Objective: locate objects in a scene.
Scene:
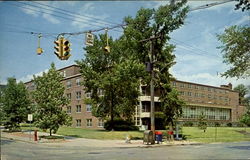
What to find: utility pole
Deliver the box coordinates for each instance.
[149,36,155,144]
[140,35,161,144]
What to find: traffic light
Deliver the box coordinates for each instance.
[54,38,62,59]
[61,38,71,60]
[85,32,94,46]
[104,29,110,53]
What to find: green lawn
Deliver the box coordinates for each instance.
[182,127,250,143]
[20,124,250,143]
[57,127,144,140]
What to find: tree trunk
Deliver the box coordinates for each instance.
[169,122,174,141]
[110,89,114,131]
[50,129,52,136]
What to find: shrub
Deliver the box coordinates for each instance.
[183,121,193,127]
[104,119,139,131]
[214,122,221,127]
[227,122,232,127]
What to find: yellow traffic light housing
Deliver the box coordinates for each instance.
[62,38,71,60]
[37,34,44,55]
[54,38,62,59]
[104,29,110,53]
[53,37,71,60]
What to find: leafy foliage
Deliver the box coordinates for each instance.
[32,63,72,135]
[235,0,250,12]
[77,35,145,129]
[1,78,31,131]
[233,84,249,105]
[198,112,207,132]
[121,0,188,126]
[217,25,250,79]
[104,119,139,131]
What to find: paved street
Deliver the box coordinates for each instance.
[1,137,250,160]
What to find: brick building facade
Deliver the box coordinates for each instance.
[25,65,245,129]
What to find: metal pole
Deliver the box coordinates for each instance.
[150,37,155,144]
[29,121,31,141]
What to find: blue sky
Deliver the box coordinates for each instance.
[0,1,249,88]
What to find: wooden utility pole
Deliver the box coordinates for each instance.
[140,35,161,144]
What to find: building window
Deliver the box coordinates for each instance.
[67,106,71,114]
[180,91,185,96]
[208,88,211,92]
[98,88,104,96]
[188,92,192,96]
[86,104,92,112]
[98,119,104,127]
[87,119,92,127]
[208,94,212,99]
[188,84,192,88]
[76,119,81,127]
[180,83,185,88]
[76,105,81,113]
[76,78,81,86]
[172,82,176,87]
[66,81,71,88]
[195,93,199,97]
[66,93,71,100]
[195,85,199,89]
[61,71,66,77]
[86,92,91,98]
[76,91,81,100]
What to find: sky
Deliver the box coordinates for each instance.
[0,1,249,89]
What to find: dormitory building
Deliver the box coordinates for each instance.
[25,65,246,130]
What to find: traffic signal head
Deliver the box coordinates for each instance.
[36,47,43,55]
[54,39,62,58]
[104,45,110,53]
[85,32,94,46]
[61,38,71,60]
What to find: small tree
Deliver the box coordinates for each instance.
[32,63,72,136]
[198,112,207,132]
[1,78,31,131]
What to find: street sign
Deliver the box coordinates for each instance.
[28,114,33,121]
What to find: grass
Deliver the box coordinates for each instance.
[182,127,250,143]
[20,124,250,143]
[57,127,144,140]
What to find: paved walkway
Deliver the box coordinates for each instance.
[1,130,201,148]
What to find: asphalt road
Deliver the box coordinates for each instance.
[1,138,250,160]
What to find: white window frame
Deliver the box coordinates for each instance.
[87,119,92,127]
[76,105,81,113]
[86,104,92,112]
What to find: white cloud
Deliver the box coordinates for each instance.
[42,14,60,24]
[21,5,39,17]
[17,69,49,83]
[20,2,61,24]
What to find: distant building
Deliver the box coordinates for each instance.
[25,65,245,129]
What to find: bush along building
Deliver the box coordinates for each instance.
[25,65,245,130]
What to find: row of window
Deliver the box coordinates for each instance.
[182,106,231,120]
[172,82,228,94]
[66,78,81,88]
[67,104,92,113]
[179,91,229,101]
[76,119,104,127]
[66,91,92,100]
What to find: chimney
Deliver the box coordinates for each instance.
[220,83,232,90]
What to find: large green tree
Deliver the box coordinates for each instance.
[77,35,145,129]
[120,0,188,128]
[32,63,72,136]
[1,78,31,131]
[233,84,249,105]
[217,25,250,79]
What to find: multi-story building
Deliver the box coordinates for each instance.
[25,65,244,129]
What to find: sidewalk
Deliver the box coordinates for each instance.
[1,130,201,148]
